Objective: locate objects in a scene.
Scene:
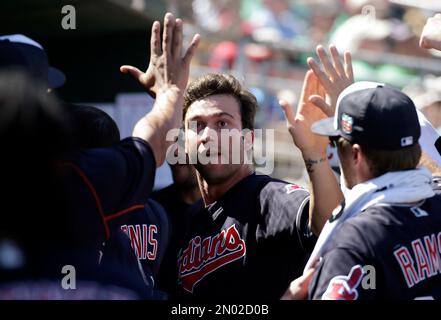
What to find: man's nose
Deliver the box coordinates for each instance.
[199,126,215,144]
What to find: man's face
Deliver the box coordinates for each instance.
[184,94,249,185]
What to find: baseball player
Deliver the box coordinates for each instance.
[0,71,149,299]
[308,82,441,299]
[281,29,441,298]
[66,104,171,298]
[170,73,338,300]
[60,13,200,297]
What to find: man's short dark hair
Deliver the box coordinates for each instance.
[338,137,422,177]
[183,74,258,130]
[67,104,120,148]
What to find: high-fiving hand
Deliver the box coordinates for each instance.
[127,13,200,167]
[280,70,329,156]
[120,13,200,97]
[307,45,353,116]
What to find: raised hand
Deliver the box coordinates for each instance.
[127,13,200,167]
[120,13,200,97]
[280,70,329,157]
[281,71,344,236]
[420,13,441,51]
[307,45,353,116]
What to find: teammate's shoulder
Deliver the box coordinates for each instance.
[329,218,374,252]
[335,205,409,248]
[258,175,309,197]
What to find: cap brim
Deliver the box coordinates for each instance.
[48,67,66,89]
[311,117,340,137]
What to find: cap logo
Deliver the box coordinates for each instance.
[341,113,353,134]
[401,136,413,147]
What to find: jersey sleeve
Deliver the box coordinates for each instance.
[260,181,316,253]
[67,137,156,215]
[308,223,376,300]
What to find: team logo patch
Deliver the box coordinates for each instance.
[285,184,303,194]
[178,225,246,293]
[341,113,353,134]
[322,265,364,300]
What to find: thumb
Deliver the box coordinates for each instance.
[309,95,333,117]
[120,65,144,80]
[281,267,316,300]
[303,266,316,282]
[279,99,296,125]
[419,36,429,49]
[299,267,316,293]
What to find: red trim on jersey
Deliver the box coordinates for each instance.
[105,205,145,222]
[60,162,148,240]
[61,162,110,239]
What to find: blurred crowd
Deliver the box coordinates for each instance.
[171,0,441,132]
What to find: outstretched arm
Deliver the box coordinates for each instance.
[280,45,353,235]
[280,70,340,235]
[120,13,200,167]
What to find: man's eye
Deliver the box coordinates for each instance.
[218,120,227,127]
[197,122,205,130]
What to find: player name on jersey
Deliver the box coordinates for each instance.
[178,224,246,293]
[120,224,158,261]
[394,231,441,288]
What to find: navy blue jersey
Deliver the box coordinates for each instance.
[152,184,197,297]
[107,199,170,286]
[309,194,441,300]
[176,173,314,300]
[61,137,169,296]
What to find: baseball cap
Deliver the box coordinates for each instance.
[0,34,65,89]
[311,81,421,150]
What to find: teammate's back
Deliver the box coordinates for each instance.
[309,193,441,300]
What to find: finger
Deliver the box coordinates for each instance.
[173,18,183,60]
[316,45,339,81]
[309,95,333,117]
[420,35,435,49]
[317,81,327,98]
[183,34,201,66]
[307,58,332,89]
[312,257,323,269]
[329,45,345,77]
[120,65,143,80]
[279,99,296,125]
[162,12,175,57]
[420,34,427,48]
[310,71,320,97]
[150,21,161,57]
[306,70,318,101]
[299,70,315,106]
[302,267,316,285]
[343,51,354,82]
